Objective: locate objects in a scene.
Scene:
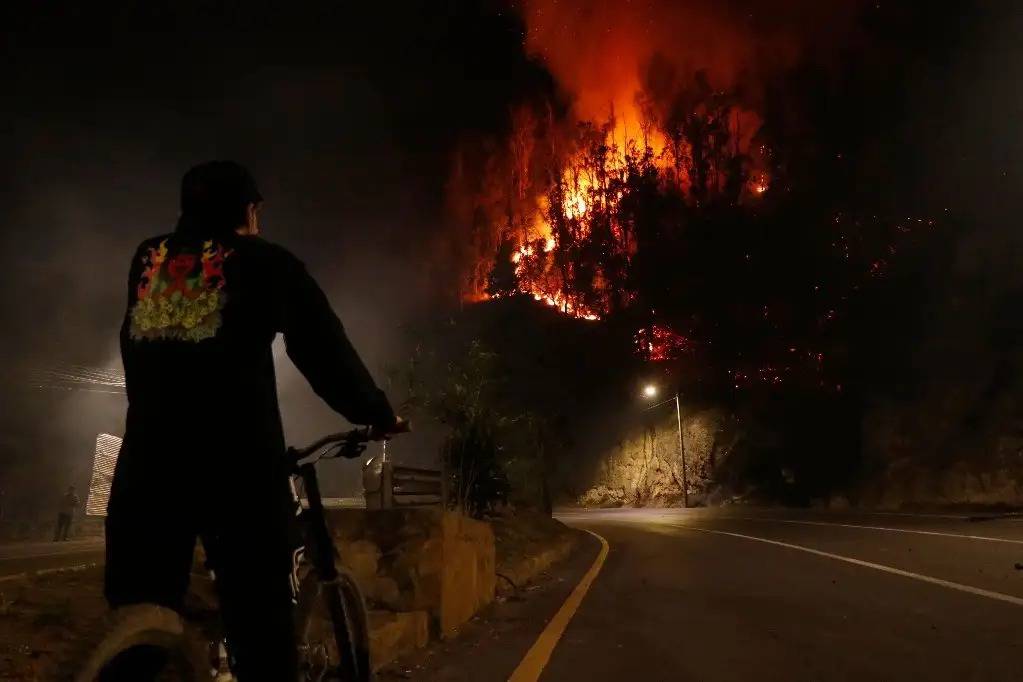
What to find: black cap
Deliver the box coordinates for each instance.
[180,160,262,215]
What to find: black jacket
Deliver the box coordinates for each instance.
[112,230,394,510]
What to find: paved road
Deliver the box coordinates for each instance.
[547,508,1023,681]
[8,509,1023,680]
[0,538,104,577]
[388,507,1023,681]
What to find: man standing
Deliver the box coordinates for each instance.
[105,161,400,680]
[54,485,79,541]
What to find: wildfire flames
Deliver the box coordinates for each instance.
[495,109,771,322]
[454,0,774,363]
[450,0,929,380]
[508,235,600,321]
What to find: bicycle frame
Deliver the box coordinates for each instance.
[296,461,339,584]
[287,429,376,682]
[213,428,386,680]
[294,459,364,680]
[80,428,386,682]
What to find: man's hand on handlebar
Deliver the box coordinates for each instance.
[368,416,410,441]
[289,419,409,462]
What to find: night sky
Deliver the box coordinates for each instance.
[2,1,1022,510]
[0,2,547,501]
[1,2,541,364]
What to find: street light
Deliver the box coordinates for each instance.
[642,384,689,508]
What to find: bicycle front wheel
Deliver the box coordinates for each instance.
[294,565,371,682]
[60,604,210,682]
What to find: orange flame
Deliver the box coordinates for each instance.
[464,0,779,324]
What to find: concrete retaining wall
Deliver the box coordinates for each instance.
[327,508,496,668]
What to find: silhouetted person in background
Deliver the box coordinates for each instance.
[54,485,79,541]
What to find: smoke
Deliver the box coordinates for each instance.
[520,0,863,130]
[3,1,1020,510]
[0,1,534,506]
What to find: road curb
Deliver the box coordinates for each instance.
[369,609,430,671]
[0,561,99,583]
[496,530,583,597]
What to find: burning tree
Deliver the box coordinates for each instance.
[431,0,957,505]
[451,57,933,398]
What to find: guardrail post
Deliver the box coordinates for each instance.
[441,458,448,509]
[381,461,394,510]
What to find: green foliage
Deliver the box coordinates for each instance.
[401,338,559,517]
[404,340,509,516]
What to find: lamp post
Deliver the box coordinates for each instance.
[643,384,688,508]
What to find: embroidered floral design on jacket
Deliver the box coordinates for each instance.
[130,239,234,341]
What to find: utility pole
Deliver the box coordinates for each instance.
[643,384,689,508]
[675,394,688,508]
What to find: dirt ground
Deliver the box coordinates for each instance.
[491,511,577,572]
[0,512,580,680]
[0,566,107,680]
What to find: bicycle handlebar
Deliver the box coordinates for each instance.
[288,419,410,462]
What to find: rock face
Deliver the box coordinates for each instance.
[578,407,737,507]
[860,400,1023,508]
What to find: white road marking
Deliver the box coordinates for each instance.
[834,510,971,520]
[725,517,1023,545]
[555,508,977,521]
[678,525,1023,607]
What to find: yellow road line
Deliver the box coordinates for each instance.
[508,529,609,682]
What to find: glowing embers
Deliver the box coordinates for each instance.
[731,349,827,390]
[634,324,691,361]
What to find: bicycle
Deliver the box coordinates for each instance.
[68,426,401,681]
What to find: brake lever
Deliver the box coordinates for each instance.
[324,440,366,460]
[341,442,367,459]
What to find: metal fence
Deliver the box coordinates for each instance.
[363,459,446,509]
[87,434,444,515]
[391,463,445,506]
